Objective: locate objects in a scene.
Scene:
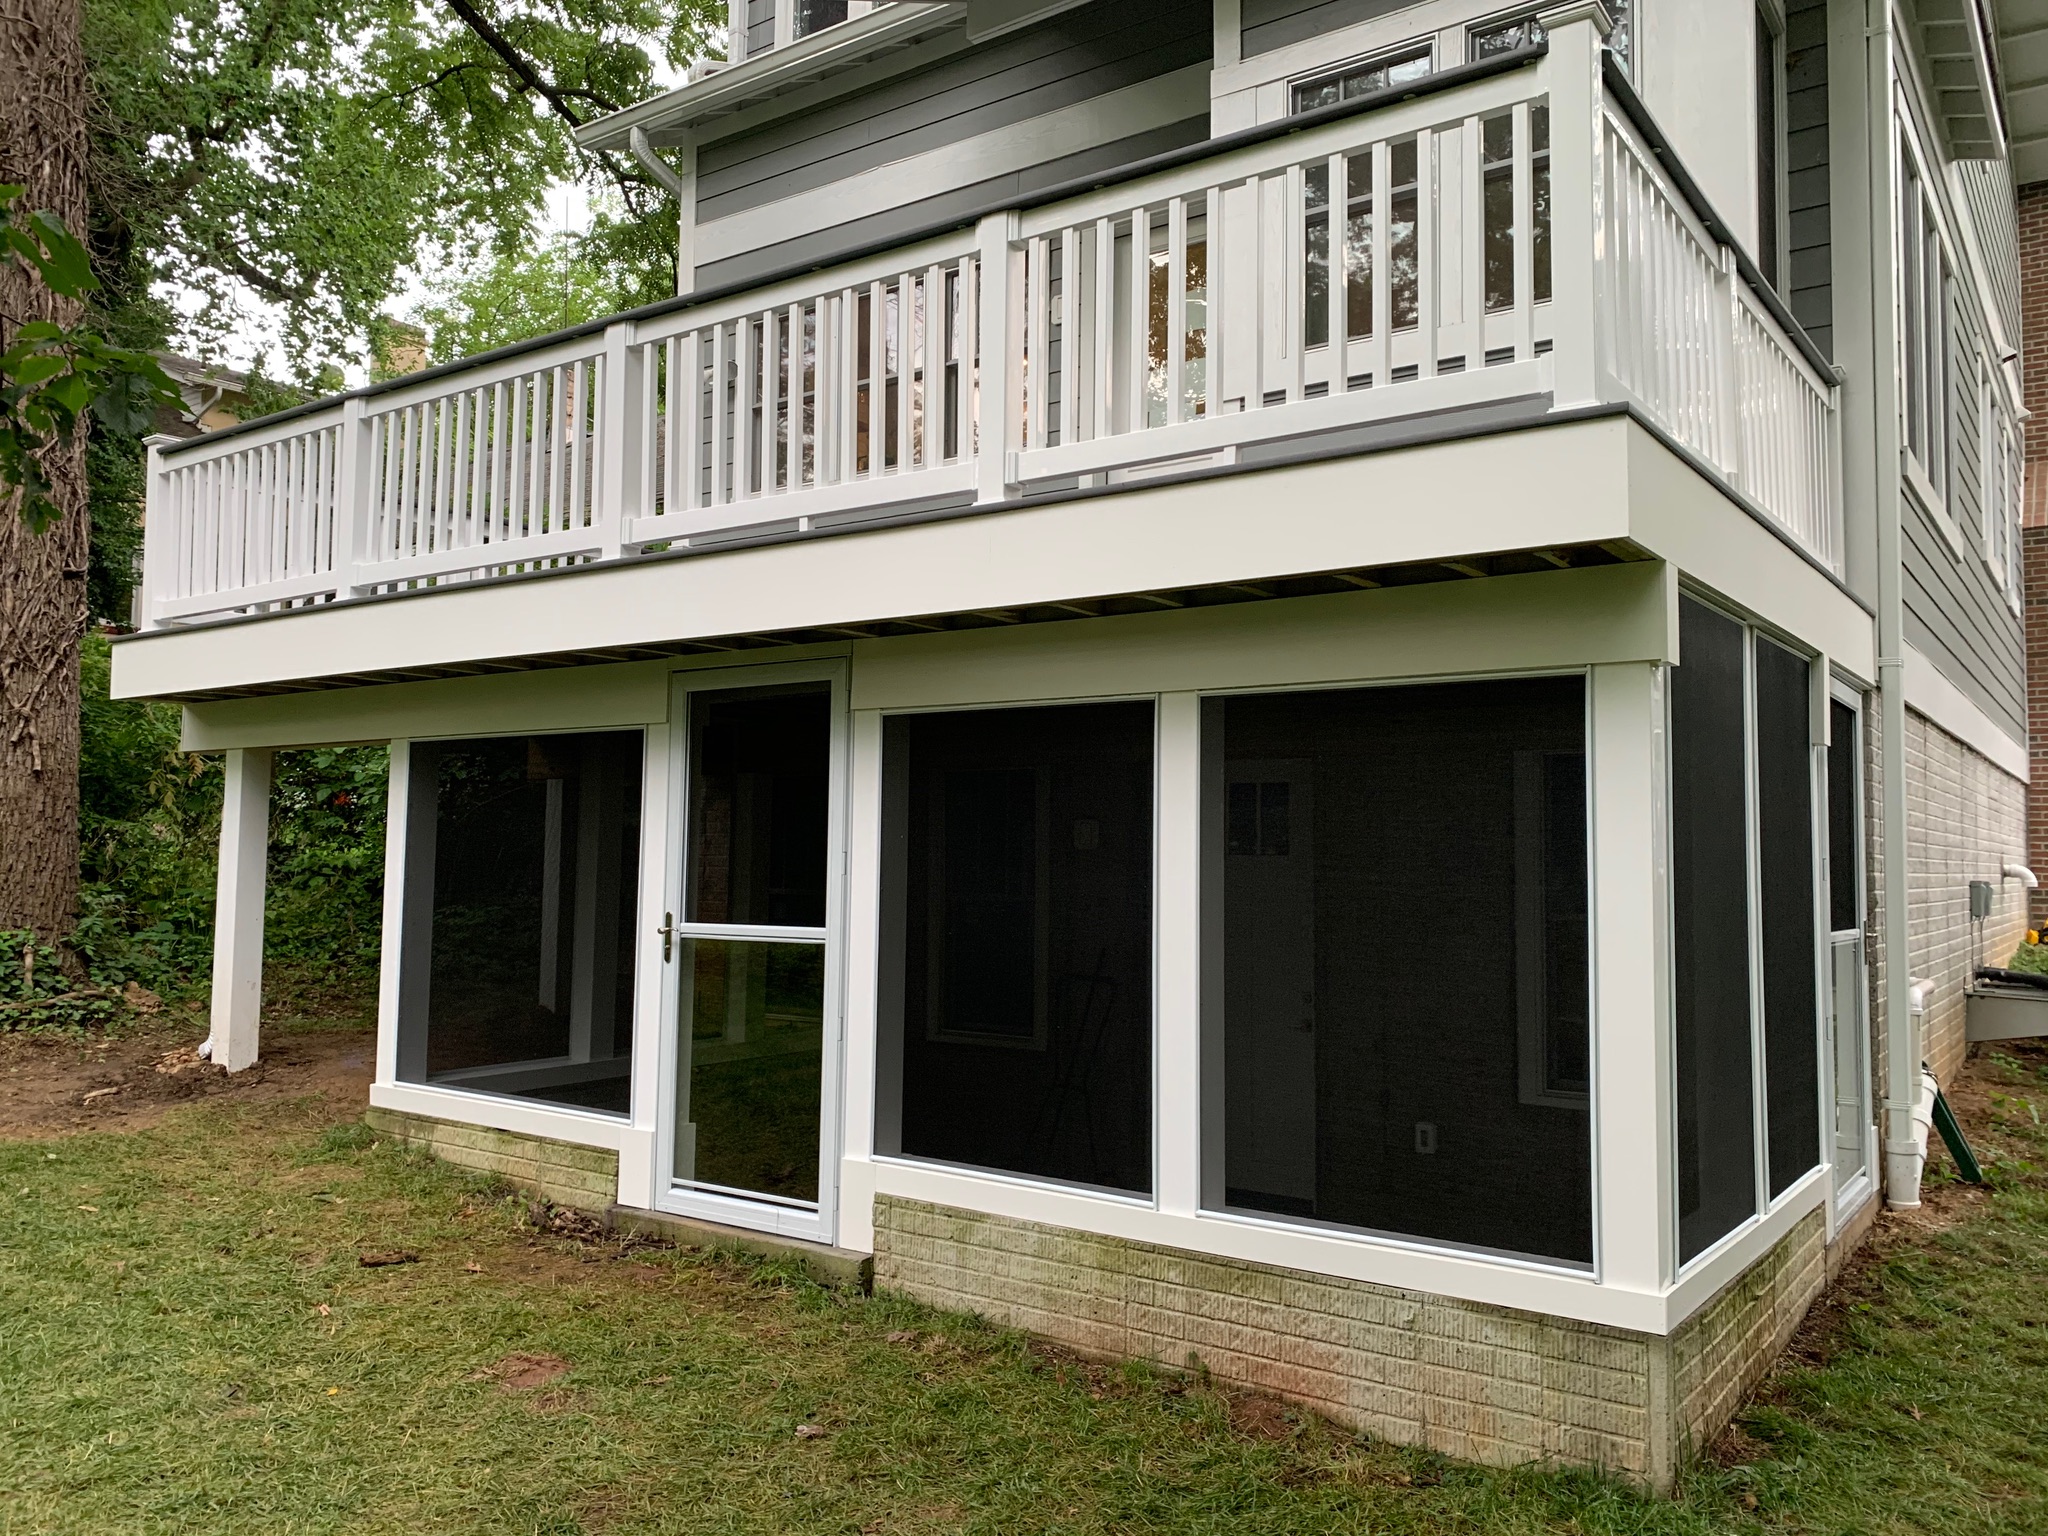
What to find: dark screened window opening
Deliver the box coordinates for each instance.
[397,732,643,1116]
[687,688,830,928]
[1756,638,1821,1197]
[1828,700,1859,934]
[1292,46,1433,114]
[1206,677,1592,1266]
[1672,600,1758,1261]
[879,702,1154,1195]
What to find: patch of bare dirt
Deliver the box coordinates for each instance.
[475,1352,572,1392]
[0,1018,374,1139]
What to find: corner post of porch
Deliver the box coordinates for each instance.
[1538,0,1613,409]
[1589,657,1676,1296]
[208,747,274,1073]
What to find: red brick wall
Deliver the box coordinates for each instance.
[2020,184,2048,922]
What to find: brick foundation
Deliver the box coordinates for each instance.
[1904,709,2029,1085]
[364,1107,620,1211]
[874,1197,1829,1490]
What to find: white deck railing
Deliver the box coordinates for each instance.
[139,16,1842,631]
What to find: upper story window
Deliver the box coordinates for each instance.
[1469,0,1632,74]
[1292,44,1433,114]
[1981,359,2023,610]
[1755,5,1783,289]
[1898,138,1953,511]
[734,0,857,63]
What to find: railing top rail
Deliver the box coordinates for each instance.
[631,227,980,344]
[361,330,610,417]
[160,44,1549,462]
[1016,62,1548,240]
[1598,54,1838,387]
[152,403,347,466]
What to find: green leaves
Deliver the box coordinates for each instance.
[1,191,179,533]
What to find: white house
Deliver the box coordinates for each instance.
[114,0,2040,1486]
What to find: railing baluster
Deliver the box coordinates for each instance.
[1205,184,1225,417]
[1167,200,1187,426]
[1416,126,1438,379]
[1327,156,1348,393]
[1512,101,1534,363]
[1128,207,1151,428]
[1461,118,1483,372]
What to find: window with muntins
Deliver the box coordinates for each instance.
[736,0,855,60]
[1292,45,1433,115]
[1201,677,1593,1267]
[878,701,1155,1196]
[1469,0,1632,73]
[1671,598,1826,1264]
[395,732,644,1117]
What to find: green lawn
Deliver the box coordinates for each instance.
[3,1036,2046,1535]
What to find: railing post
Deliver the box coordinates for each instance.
[1538,1,1612,409]
[1717,246,1745,485]
[600,319,641,558]
[976,210,1022,505]
[138,434,176,630]
[336,395,374,599]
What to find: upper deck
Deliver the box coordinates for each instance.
[121,19,1840,700]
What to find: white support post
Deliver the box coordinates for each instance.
[1539,1,1613,408]
[208,748,273,1074]
[1590,658,1675,1294]
[1155,691,1204,1218]
[975,211,1022,504]
[376,741,414,1088]
[599,319,640,558]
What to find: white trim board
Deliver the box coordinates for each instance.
[1903,642,2027,782]
[692,64,1212,267]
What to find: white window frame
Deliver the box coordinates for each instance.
[1288,38,1438,116]
[1979,351,2025,611]
[730,0,874,62]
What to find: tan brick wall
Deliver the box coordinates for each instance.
[1904,709,2028,1085]
[1669,1207,1827,1451]
[364,1107,620,1211]
[874,1197,1831,1489]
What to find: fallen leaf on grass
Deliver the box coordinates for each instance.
[885,1330,919,1345]
[315,1304,331,1317]
[463,1262,483,1274]
[358,1250,419,1268]
[796,1424,829,1440]
[76,1205,99,1213]
[80,1086,122,1104]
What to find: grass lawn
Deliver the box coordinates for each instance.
[3,1029,2047,1535]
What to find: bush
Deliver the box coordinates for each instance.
[57,633,389,1004]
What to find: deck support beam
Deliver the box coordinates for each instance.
[208,747,273,1072]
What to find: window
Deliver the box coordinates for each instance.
[1756,7,1783,289]
[1470,1,1632,74]
[735,0,853,60]
[1898,138,1954,506]
[1982,362,2024,608]
[1292,45,1433,115]
[1671,599,1826,1264]
[395,732,644,1116]
[878,702,1155,1196]
[1202,677,1593,1267]
[673,684,832,1205]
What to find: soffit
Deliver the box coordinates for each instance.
[1996,0,2048,182]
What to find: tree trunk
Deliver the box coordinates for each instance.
[0,0,91,943]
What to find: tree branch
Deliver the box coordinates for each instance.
[440,0,623,129]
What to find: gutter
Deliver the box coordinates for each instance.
[1866,0,1923,1212]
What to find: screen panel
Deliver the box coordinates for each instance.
[879,701,1155,1195]
[1672,599,1758,1261]
[1756,637,1821,1198]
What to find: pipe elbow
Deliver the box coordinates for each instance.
[2004,862,2039,889]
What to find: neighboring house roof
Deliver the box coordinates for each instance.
[153,353,254,438]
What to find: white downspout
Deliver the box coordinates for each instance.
[629,127,698,296]
[1864,0,1921,1211]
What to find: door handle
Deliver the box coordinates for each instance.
[660,912,675,963]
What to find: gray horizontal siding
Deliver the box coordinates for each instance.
[1900,285,2024,742]
[695,117,1210,290]
[1784,0,1830,357]
[697,0,1211,225]
[1241,0,1422,59]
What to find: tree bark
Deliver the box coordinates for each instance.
[0,0,91,943]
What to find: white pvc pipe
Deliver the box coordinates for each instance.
[1885,979,1936,1209]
